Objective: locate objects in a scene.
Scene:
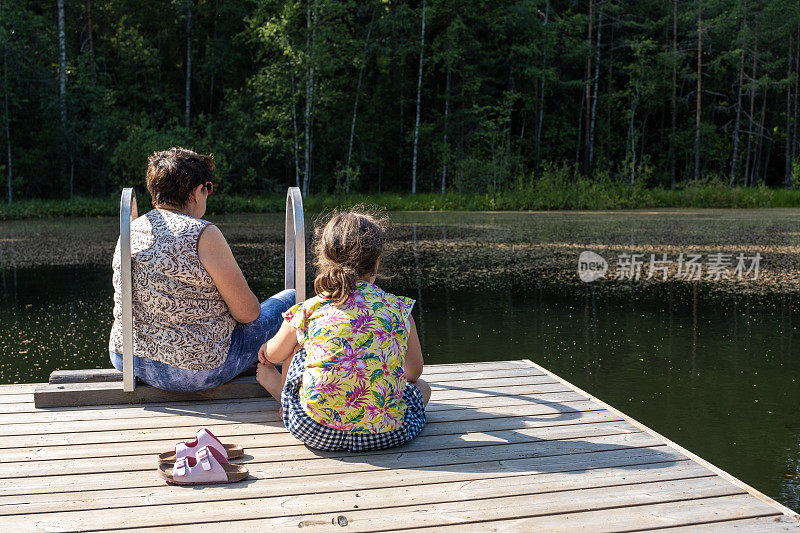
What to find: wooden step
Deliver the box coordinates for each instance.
[34,374,269,408]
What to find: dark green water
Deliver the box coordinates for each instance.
[0,210,798,512]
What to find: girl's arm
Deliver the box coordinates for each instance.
[258,320,300,365]
[403,316,424,382]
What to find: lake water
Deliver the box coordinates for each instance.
[0,210,798,512]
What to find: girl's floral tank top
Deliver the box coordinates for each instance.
[283,281,415,433]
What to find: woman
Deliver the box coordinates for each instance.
[109,147,294,392]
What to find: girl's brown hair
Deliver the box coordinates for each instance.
[313,208,386,306]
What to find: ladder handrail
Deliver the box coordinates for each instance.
[119,188,138,393]
[285,187,306,303]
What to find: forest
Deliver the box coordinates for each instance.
[2,0,800,202]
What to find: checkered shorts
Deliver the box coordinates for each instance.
[280,350,426,452]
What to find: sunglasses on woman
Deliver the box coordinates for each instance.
[203,181,213,195]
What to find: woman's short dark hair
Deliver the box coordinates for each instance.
[146,147,214,208]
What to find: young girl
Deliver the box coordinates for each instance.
[255,209,430,451]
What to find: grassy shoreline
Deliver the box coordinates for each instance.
[4,182,800,220]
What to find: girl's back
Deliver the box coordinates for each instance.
[285,280,415,432]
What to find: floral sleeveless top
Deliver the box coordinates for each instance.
[284,281,415,433]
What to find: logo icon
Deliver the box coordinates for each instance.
[578,251,608,283]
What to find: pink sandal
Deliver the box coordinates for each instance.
[158,445,249,485]
[158,428,244,464]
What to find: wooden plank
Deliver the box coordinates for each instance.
[647,516,800,531]
[7,462,717,530]
[25,381,573,413]
[85,477,750,532]
[0,447,691,516]
[0,391,590,446]
[49,368,124,384]
[0,405,620,461]
[421,360,535,375]
[33,372,561,409]
[525,359,800,520]
[0,384,36,394]
[11,379,574,437]
[0,361,539,413]
[44,362,542,385]
[0,394,32,405]
[0,389,587,425]
[0,410,615,456]
[0,420,640,479]
[431,375,556,388]
[0,432,667,497]
[33,375,270,408]
[0,379,576,416]
[394,495,788,533]
[0,393,590,447]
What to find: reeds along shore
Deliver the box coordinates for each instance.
[5,180,800,221]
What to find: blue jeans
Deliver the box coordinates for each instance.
[110,289,295,392]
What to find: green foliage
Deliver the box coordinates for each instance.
[3,0,800,201]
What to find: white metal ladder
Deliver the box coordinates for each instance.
[118,187,305,393]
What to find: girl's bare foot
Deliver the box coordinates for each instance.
[256,362,284,403]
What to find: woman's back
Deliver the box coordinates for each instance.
[109,208,236,370]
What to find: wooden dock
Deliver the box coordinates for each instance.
[0,359,797,531]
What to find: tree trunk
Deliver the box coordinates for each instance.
[744,18,759,187]
[536,0,550,165]
[627,89,638,184]
[57,0,68,194]
[670,0,678,187]
[441,63,451,194]
[411,0,426,194]
[588,1,603,171]
[730,16,746,187]
[303,0,318,197]
[347,13,374,170]
[505,67,514,183]
[82,0,94,53]
[763,135,772,185]
[291,73,300,189]
[785,34,794,186]
[3,42,11,204]
[58,0,66,130]
[81,0,96,83]
[793,21,800,163]
[693,1,702,181]
[575,90,585,166]
[209,10,217,114]
[754,88,768,185]
[184,1,192,131]
[582,0,594,175]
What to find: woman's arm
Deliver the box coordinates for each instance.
[197,224,261,323]
[258,320,300,364]
[403,316,424,382]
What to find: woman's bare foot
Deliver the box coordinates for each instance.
[256,362,284,402]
